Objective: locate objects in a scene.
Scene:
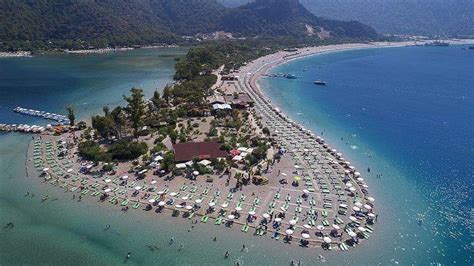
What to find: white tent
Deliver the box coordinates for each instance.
[176,163,187,169]
[199,159,212,166]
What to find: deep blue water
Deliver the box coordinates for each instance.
[260,45,473,264]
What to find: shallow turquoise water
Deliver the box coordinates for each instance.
[1,46,472,265]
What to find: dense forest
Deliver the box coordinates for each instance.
[0,0,379,52]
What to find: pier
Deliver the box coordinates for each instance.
[13,107,70,125]
[0,123,45,133]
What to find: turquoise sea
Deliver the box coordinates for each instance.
[0,45,472,265]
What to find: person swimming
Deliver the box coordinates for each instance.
[169,237,174,245]
[225,250,230,259]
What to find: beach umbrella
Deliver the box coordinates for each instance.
[195,199,203,204]
[368,213,376,218]
[362,184,369,188]
[158,201,166,206]
[348,231,357,237]
[357,177,364,182]
[294,165,300,169]
[285,229,294,235]
[221,202,228,208]
[349,187,356,192]
[293,176,301,181]
[208,202,216,207]
[354,172,361,177]
[289,219,297,225]
[303,224,311,229]
[323,237,332,244]
[235,206,242,211]
[358,226,366,232]
[105,179,111,183]
[169,192,177,197]
[301,233,311,239]
[317,225,324,230]
[349,216,358,222]
[150,180,157,184]
[332,224,340,230]
[303,189,310,194]
[345,182,353,187]
[248,211,256,215]
[134,186,142,191]
[353,206,361,212]
[349,166,355,170]
[275,218,282,222]
[367,197,375,202]
[67,169,73,173]
[281,173,287,176]
[122,175,128,180]
[148,199,156,203]
[182,196,189,200]
[185,205,193,210]
[104,188,111,193]
[193,171,200,176]
[263,213,270,219]
[175,204,183,208]
[354,202,363,207]
[157,191,165,195]
[280,206,287,212]
[227,214,235,220]
[42,168,50,172]
[364,204,372,210]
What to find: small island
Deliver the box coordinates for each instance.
[23,42,379,251]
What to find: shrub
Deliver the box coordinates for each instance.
[108,140,148,161]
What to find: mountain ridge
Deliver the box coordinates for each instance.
[0,0,379,51]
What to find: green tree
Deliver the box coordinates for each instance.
[66,105,75,126]
[151,90,162,110]
[111,106,126,139]
[163,85,172,105]
[91,115,115,139]
[123,88,145,138]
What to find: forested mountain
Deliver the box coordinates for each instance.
[219,0,474,36]
[0,0,379,51]
[221,0,378,39]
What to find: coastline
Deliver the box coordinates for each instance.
[238,39,474,99]
[20,41,382,252]
[4,40,472,264]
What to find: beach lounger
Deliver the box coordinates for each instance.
[109,196,117,204]
[241,224,249,233]
[201,215,209,223]
[215,217,223,225]
[133,202,140,209]
[121,199,129,206]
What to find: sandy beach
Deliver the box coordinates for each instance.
[0,51,32,58]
